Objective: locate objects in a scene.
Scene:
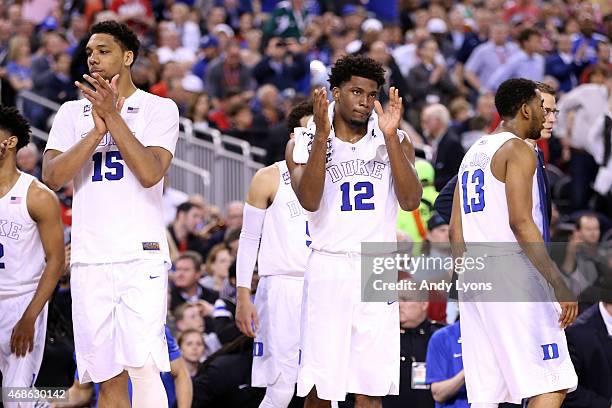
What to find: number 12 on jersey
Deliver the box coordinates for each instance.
[340,181,375,211]
[461,169,485,214]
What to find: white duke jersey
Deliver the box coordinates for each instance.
[459,132,544,242]
[257,161,310,276]
[306,130,401,253]
[0,172,45,298]
[46,90,179,265]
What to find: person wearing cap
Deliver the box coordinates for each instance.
[341,4,366,31]
[192,36,220,81]
[383,294,445,408]
[398,159,439,243]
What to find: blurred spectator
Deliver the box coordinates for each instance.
[455,8,493,68]
[178,329,206,377]
[580,40,612,84]
[110,0,155,37]
[263,0,308,40]
[253,84,283,127]
[393,28,435,79]
[545,33,589,94]
[252,36,309,92]
[383,298,444,408]
[5,36,33,92]
[556,74,612,210]
[205,41,256,102]
[460,115,489,151]
[38,52,77,104]
[226,102,267,147]
[169,251,218,312]
[150,60,185,98]
[407,38,459,118]
[368,40,410,106]
[463,22,519,95]
[16,142,41,180]
[563,301,612,407]
[169,3,201,52]
[156,27,196,66]
[425,321,469,408]
[485,27,545,91]
[420,104,464,191]
[189,92,213,133]
[474,92,498,132]
[163,177,188,227]
[200,243,233,296]
[31,31,68,92]
[192,35,221,82]
[167,201,208,260]
[572,14,609,67]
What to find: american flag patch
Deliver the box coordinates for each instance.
[10,196,21,204]
[127,107,139,113]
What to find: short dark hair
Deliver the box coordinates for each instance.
[287,100,313,133]
[0,105,31,151]
[328,54,385,89]
[494,78,538,119]
[90,21,140,66]
[518,28,540,45]
[535,82,556,96]
[176,250,203,271]
[176,202,201,218]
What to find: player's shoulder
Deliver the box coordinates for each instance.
[27,178,58,202]
[250,163,280,193]
[26,178,60,218]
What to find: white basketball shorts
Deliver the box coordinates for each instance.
[0,292,48,408]
[297,251,400,402]
[458,253,578,404]
[71,259,170,383]
[252,274,304,387]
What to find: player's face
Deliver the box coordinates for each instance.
[180,332,205,364]
[86,33,132,80]
[540,93,557,139]
[334,76,379,127]
[173,259,200,288]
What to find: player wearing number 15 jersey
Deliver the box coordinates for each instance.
[450,78,577,407]
[43,21,179,408]
[286,55,422,406]
[0,106,64,408]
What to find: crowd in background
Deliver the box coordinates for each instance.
[0,0,611,406]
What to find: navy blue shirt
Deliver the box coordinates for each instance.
[425,321,469,408]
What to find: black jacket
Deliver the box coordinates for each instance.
[433,131,464,192]
[563,304,612,408]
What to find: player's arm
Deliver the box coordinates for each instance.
[11,181,65,357]
[286,88,330,211]
[504,140,578,328]
[449,182,466,276]
[235,165,279,337]
[170,356,193,408]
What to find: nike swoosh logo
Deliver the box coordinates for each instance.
[387,301,396,305]
[149,275,160,279]
[453,353,462,358]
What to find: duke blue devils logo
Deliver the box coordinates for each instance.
[541,343,559,360]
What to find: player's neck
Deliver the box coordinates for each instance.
[0,161,20,197]
[117,73,138,99]
[496,120,528,140]
[333,115,367,143]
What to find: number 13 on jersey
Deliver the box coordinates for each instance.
[461,169,485,214]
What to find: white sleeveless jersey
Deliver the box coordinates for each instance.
[45,90,179,264]
[257,161,310,276]
[0,172,45,298]
[459,132,543,243]
[307,134,400,253]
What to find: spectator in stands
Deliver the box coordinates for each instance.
[263,0,308,40]
[580,40,612,84]
[16,142,41,180]
[485,28,545,91]
[162,177,188,227]
[226,101,266,147]
[561,214,603,296]
[461,115,489,151]
[407,38,459,119]
[178,329,206,377]
[170,251,219,312]
[168,3,201,52]
[545,33,589,94]
[167,201,208,260]
[474,92,498,132]
[31,31,68,92]
[252,84,283,128]
[563,300,612,407]
[192,36,220,82]
[572,13,609,67]
[109,0,155,38]
[420,104,464,191]
[200,243,233,296]
[368,40,410,106]
[5,35,33,92]
[205,40,255,102]
[252,36,309,92]
[38,52,78,105]
[425,320,468,408]
[463,21,519,95]
[208,88,243,131]
[189,92,213,133]
[383,296,444,408]
[156,26,196,66]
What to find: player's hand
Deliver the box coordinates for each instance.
[236,291,259,338]
[75,73,125,119]
[313,87,330,139]
[0,139,9,160]
[10,315,36,357]
[375,87,402,138]
[558,301,578,329]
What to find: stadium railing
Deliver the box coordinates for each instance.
[16,90,266,207]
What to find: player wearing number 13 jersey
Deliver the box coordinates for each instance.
[450,79,577,407]
[43,21,178,408]
[286,55,422,405]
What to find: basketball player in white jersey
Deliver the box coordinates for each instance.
[235,101,313,408]
[42,21,179,408]
[0,106,64,407]
[449,78,577,408]
[286,55,422,407]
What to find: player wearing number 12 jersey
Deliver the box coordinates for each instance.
[450,78,577,407]
[43,21,179,408]
[286,55,422,406]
